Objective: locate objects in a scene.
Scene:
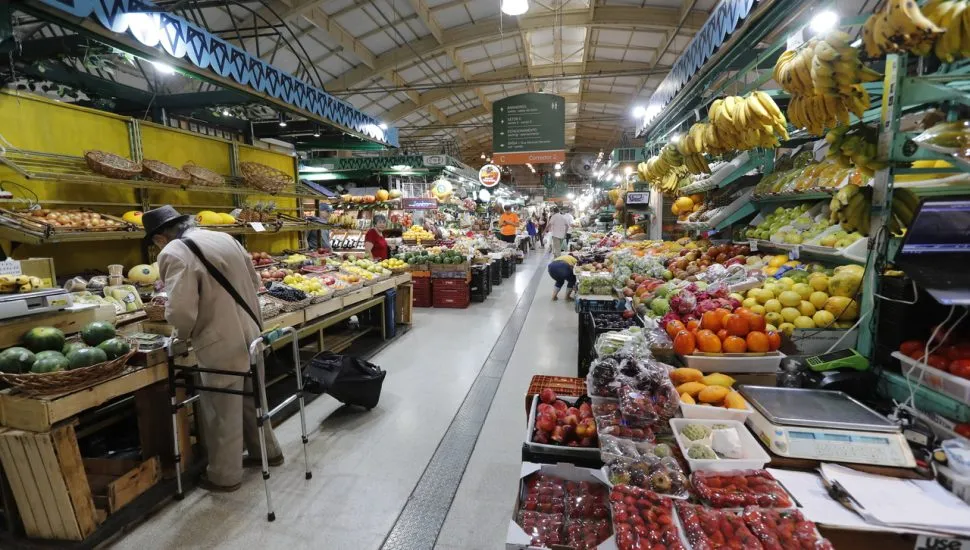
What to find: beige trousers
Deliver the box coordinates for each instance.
[550,236,564,253]
[198,373,282,486]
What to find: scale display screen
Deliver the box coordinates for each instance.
[789,431,890,444]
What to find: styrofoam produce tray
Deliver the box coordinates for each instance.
[894,351,970,405]
[680,351,785,373]
[524,394,600,460]
[680,400,754,423]
[669,418,770,472]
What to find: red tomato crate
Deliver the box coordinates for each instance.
[525,375,586,418]
[412,276,432,308]
[433,279,470,308]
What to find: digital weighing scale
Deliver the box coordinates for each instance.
[0,289,73,320]
[738,386,917,468]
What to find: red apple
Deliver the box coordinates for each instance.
[539,388,556,404]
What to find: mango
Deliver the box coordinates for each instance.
[824,296,859,321]
[676,381,707,398]
[724,391,748,410]
[671,367,704,385]
[699,385,730,404]
[701,373,735,388]
[681,392,696,405]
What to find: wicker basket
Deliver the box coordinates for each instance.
[144,297,167,322]
[0,347,137,397]
[262,294,310,313]
[310,292,336,304]
[84,150,142,179]
[182,163,225,187]
[142,159,190,186]
[259,296,282,320]
[240,162,291,194]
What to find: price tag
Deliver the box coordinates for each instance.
[915,535,970,550]
[249,222,266,232]
[788,246,800,260]
[0,260,21,276]
[748,240,758,252]
[229,208,242,218]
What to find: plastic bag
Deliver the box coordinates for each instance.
[712,427,744,459]
[605,455,689,499]
[103,284,144,312]
[742,507,834,550]
[587,356,620,397]
[63,276,87,292]
[619,383,660,426]
[516,510,564,547]
[676,501,764,550]
[522,474,565,514]
[609,485,685,550]
[692,470,794,509]
[563,518,611,550]
[595,412,654,442]
[565,485,609,520]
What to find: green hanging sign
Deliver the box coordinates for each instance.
[493,93,566,165]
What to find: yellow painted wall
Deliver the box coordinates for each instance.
[0,92,303,276]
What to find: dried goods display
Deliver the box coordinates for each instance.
[692,471,793,509]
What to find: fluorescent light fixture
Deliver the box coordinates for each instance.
[391,165,410,170]
[645,105,662,120]
[279,120,287,128]
[150,60,175,75]
[481,152,486,159]
[501,0,529,16]
[222,108,230,116]
[632,105,647,118]
[810,10,839,33]
[567,192,576,200]
[555,171,561,177]
[624,166,633,175]
[378,122,388,130]
[313,126,321,137]
[554,162,562,170]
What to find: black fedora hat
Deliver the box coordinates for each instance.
[143,205,191,242]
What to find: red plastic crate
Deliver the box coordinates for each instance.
[433,278,469,290]
[433,287,469,308]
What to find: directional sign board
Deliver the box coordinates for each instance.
[493,93,566,165]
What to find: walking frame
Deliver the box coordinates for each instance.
[166,326,312,521]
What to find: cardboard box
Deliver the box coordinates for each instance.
[4,257,56,287]
[506,462,616,550]
[783,328,858,356]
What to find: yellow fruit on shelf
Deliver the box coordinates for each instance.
[122,211,144,226]
[700,373,735,388]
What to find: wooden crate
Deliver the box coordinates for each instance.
[371,278,395,294]
[396,283,413,326]
[83,457,160,515]
[0,424,98,540]
[0,364,167,432]
[304,297,342,322]
[0,305,115,348]
[342,287,373,307]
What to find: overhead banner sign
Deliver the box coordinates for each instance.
[401,197,438,210]
[493,93,565,165]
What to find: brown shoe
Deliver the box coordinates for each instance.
[243,454,284,468]
[198,475,241,493]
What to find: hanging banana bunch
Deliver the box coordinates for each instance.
[824,126,888,177]
[673,134,712,175]
[776,32,880,136]
[680,92,787,155]
[861,0,946,58]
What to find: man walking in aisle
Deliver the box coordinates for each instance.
[144,206,282,493]
[546,207,569,253]
[562,208,575,250]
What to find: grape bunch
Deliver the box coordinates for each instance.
[267,283,308,302]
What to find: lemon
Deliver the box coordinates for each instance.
[749,304,766,316]
[764,299,782,313]
[781,307,801,323]
[778,277,795,289]
[742,297,759,309]
[794,315,816,329]
[809,274,829,292]
[778,290,802,308]
[765,323,778,332]
[792,283,812,300]
[765,312,784,326]
[813,310,836,328]
[798,301,817,317]
[779,322,795,337]
[809,291,829,309]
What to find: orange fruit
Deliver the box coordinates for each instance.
[673,330,696,355]
[734,307,754,318]
[724,314,750,337]
[745,312,767,333]
[723,335,747,353]
[716,329,729,341]
[666,320,686,339]
[696,329,722,353]
[746,331,770,353]
[714,308,731,323]
[766,330,782,351]
[686,319,701,332]
[701,311,723,332]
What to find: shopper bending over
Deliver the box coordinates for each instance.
[546,207,569,253]
[365,214,390,260]
[548,253,578,301]
[144,206,282,493]
[498,205,519,243]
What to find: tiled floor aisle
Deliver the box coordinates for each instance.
[110,250,574,550]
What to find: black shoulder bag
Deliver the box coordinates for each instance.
[181,239,263,331]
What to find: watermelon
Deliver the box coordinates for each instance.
[66,347,107,370]
[96,338,131,360]
[81,321,116,346]
[35,350,65,362]
[23,327,66,353]
[0,347,36,373]
[31,354,68,373]
[62,341,89,355]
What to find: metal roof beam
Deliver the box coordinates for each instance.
[326,5,707,92]
[257,0,376,68]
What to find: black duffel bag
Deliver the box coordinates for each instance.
[303,351,386,410]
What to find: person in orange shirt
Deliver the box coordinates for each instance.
[498,205,519,243]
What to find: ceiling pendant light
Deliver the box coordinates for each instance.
[501,0,529,16]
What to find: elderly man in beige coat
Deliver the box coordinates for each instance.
[144,206,282,492]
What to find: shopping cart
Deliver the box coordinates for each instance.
[166,326,312,521]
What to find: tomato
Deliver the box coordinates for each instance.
[724,314,750,337]
[746,331,770,353]
[765,331,782,351]
[955,424,970,439]
[723,335,747,353]
[947,345,970,361]
[744,312,767,333]
[696,329,722,353]
[925,354,950,371]
[908,349,926,361]
[899,340,925,356]
[665,320,686,339]
[716,329,729,342]
[950,359,970,380]
[673,330,696,355]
